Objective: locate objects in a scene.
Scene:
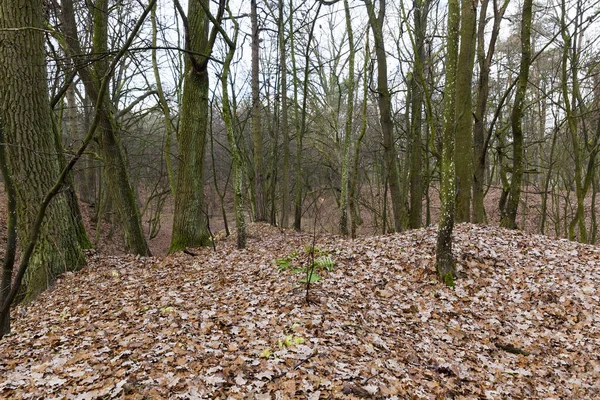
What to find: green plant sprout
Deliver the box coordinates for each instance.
[275,198,336,302]
[275,249,335,283]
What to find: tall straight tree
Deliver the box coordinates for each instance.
[472,0,509,223]
[454,0,477,222]
[409,0,430,229]
[339,0,356,236]
[560,0,598,242]
[293,2,322,232]
[60,0,150,256]
[216,5,244,248]
[170,0,224,253]
[501,0,533,229]
[349,32,371,238]
[251,0,267,222]
[0,0,89,302]
[436,0,460,286]
[364,0,403,233]
[279,0,291,228]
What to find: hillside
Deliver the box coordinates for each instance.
[0,223,598,399]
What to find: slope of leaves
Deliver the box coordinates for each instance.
[0,223,599,399]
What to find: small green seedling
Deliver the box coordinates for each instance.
[275,248,335,285]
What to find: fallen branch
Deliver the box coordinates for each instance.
[495,342,531,356]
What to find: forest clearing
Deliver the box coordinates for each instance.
[1,223,599,398]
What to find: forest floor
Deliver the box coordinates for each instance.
[0,222,599,399]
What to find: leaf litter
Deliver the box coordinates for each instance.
[0,223,599,398]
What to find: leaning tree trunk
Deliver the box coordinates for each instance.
[0,0,88,302]
[220,12,244,248]
[92,0,150,255]
[60,0,150,255]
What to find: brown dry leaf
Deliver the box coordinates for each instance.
[1,223,599,398]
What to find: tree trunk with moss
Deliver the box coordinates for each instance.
[436,0,460,286]
[169,0,218,252]
[0,0,88,302]
[454,0,477,223]
[0,125,17,336]
[501,0,532,229]
[339,0,356,236]
[94,0,149,255]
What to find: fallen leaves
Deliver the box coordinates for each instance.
[0,222,599,398]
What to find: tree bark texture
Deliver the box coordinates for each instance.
[0,0,88,302]
[454,0,477,223]
[170,0,213,252]
[339,0,356,236]
[436,0,460,286]
[0,125,17,336]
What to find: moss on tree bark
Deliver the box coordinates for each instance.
[0,0,88,302]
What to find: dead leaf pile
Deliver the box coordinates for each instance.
[0,223,598,398]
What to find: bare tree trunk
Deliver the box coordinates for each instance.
[409,0,429,229]
[294,2,322,232]
[219,10,244,248]
[473,0,509,223]
[251,0,267,222]
[350,31,370,239]
[279,0,290,228]
[60,0,150,255]
[339,0,356,236]
[364,0,403,233]
[169,0,224,252]
[0,0,88,302]
[454,0,477,222]
[151,3,176,197]
[501,0,533,229]
[436,0,460,286]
